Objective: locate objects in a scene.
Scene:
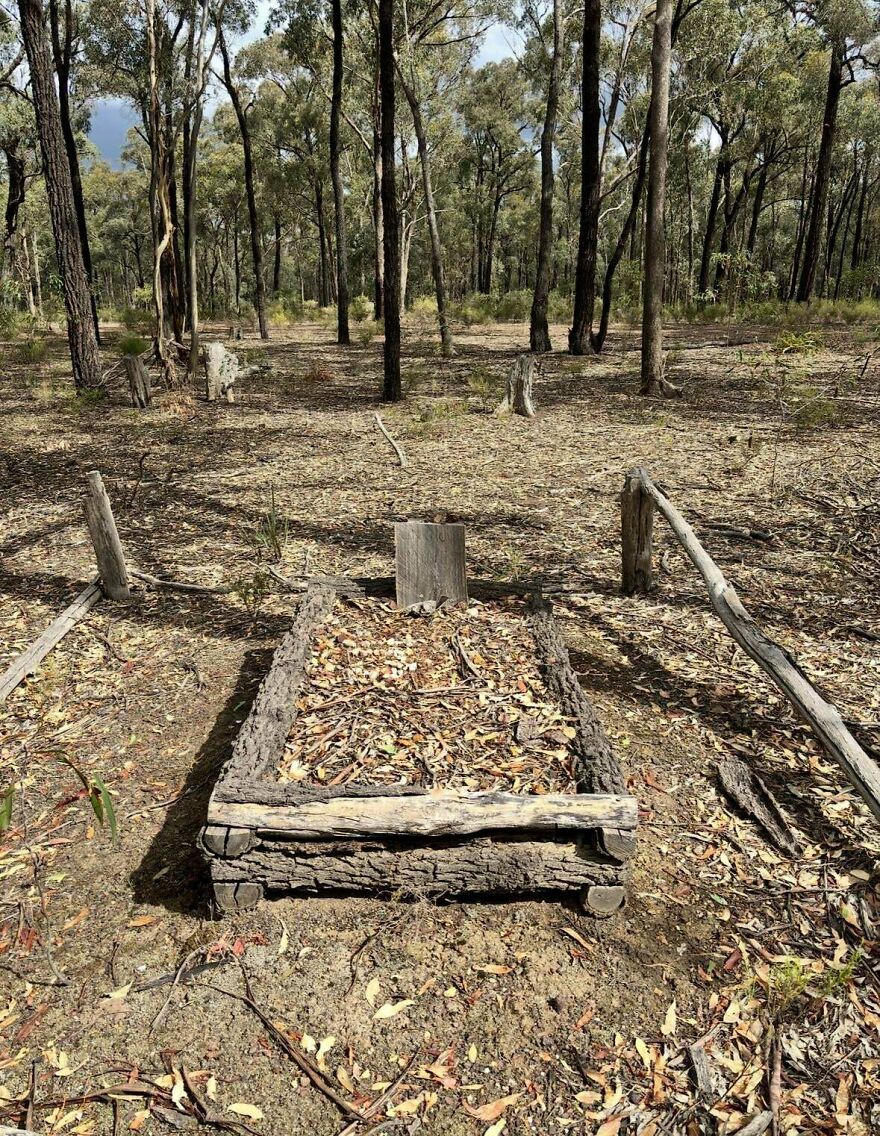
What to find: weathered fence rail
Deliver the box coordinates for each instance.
[620,465,880,823]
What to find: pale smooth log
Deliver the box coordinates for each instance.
[374,412,408,467]
[395,521,467,609]
[636,468,880,824]
[210,835,624,899]
[208,789,637,839]
[0,584,101,702]
[82,471,131,600]
[621,466,654,594]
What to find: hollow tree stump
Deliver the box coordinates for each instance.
[496,353,537,417]
[123,354,152,408]
[82,471,131,600]
[205,341,238,403]
[394,521,468,610]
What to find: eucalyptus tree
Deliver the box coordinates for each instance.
[568,0,601,353]
[379,0,400,400]
[17,0,101,389]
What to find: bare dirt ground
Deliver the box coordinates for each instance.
[1,316,879,1136]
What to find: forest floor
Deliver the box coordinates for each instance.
[1,315,879,1136]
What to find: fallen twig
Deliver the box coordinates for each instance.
[374,413,408,468]
[131,569,233,594]
[208,983,364,1121]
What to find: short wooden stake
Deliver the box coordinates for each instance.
[621,467,654,595]
[394,521,467,610]
[83,471,131,600]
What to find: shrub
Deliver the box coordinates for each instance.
[118,334,148,357]
[349,294,372,322]
[0,308,20,339]
[304,362,336,382]
[493,290,531,321]
[16,338,47,364]
[356,320,381,346]
[775,329,825,354]
[120,306,152,333]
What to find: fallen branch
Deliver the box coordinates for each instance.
[0,583,102,703]
[624,467,880,824]
[131,569,233,595]
[209,984,364,1121]
[374,413,408,467]
[718,755,798,855]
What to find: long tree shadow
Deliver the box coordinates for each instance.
[130,644,274,915]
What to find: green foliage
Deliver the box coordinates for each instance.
[0,786,13,832]
[118,334,148,357]
[355,320,381,346]
[248,485,288,562]
[467,365,504,410]
[0,308,21,339]
[1,756,118,842]
[349,294,372,322]
[16,337,47,364]
[775,329,825,354]
[234,568,272,621]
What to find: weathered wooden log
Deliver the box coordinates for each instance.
[210,833,624,906]
[633,468,880,824]
[205,341,238,403]
[394,521,468,609]
[528,595,627,796]
[496,353,537,417]
[718,755,798,855]
[0,582,102,702]
[207,789,637,840]
[82,471,131,600]
[123,354,152,408]
[621,466,654,594]
[214,587,336,786]
[374,412,408,467]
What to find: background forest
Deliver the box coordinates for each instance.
[3,0,880,389]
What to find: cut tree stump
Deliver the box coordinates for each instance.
[496,353,537,417]
[82,471,131,600]
[205,341,238,403]
[394,521,468,610]
[621,467,654,595]
[123,354,152,408]
[201,582,636,911]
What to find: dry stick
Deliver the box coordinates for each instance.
[0,583,102,703]
[373,413,408,467]
[208,985,364,1121]
[633,468,880,824]
[83,471,131,600]
[131,569,233,595]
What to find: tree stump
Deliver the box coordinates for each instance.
[82,470,131,600]
[123,354,152,408]
[496,353,537,417]
[205,341,238,403]
[394,521,468,610]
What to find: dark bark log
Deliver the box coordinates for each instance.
[379,0,401,400]
[219,28,268,338]
[797,42,843,302]
[568,0,601,355]
[330,0,350,344]
[17,0,101,390]
[528,595,627,795]
[530,0,563,354]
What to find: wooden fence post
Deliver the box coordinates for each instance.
[83,471,131,600]
[621,467,654,595]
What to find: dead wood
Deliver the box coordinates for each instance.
[0,583,102,702]
[374,412,408,467]
[496,353,537,417]
[83,471,131,601]
[629,468,880,825]
[718,755,799,856]
[394,521,468,609]
[123,354,152,408]
[131,569,233,594]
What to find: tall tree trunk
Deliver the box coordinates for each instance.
[48,0,100,344]
[219,28,268,338]
[851,164,870,271]
[530,0,564,353]
[639,0,672,396]
[273,216,282,293]
[746,156,770,255]
[372,59,384,320]
[183,0,210,376]
[788,148,812,300]
[17,0,101,389]
[698,147,725,295]
[399,75,453,356]
[316,181,333,307]
[797,41,843,302]
[568,0,601,354]
[2,143,25,278]
[378,0,401,400]
[330,0,350,343]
